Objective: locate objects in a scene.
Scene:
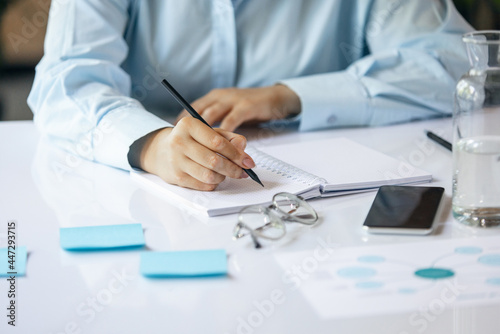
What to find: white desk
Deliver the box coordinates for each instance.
[1,119,500,334]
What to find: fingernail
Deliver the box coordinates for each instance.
[240,171,249,179]
[243,157,255,169]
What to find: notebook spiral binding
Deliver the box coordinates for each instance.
[247,147,326,186]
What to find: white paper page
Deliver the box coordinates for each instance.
[257,137,432,191]
[274,236,500,319]
[131,167,320,216]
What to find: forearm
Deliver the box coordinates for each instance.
[28,0,170,170]
[281,0,473,131]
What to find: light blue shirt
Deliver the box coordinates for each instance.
[28,0,473,171]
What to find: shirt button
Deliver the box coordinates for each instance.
[327,115,337,124]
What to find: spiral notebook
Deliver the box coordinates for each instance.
[131,137,432,216]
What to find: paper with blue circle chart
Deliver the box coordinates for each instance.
[274,236,500,319]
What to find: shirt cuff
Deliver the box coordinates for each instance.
[280,71,371,131]
[93,108,172,171]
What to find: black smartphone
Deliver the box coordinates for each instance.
[362,185,445,235]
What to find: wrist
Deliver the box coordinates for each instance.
[274,84,301,118]
[128,127,171,171]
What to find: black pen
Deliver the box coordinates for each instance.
[425,130,452,151]
[161,79,264,187]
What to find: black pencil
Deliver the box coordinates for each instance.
[161,79,264,187]
[425,130,452,151]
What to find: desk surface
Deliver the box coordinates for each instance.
[1,119,500,334]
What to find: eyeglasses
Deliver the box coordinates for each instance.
[233,192,318,248]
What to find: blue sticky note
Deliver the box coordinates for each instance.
[60,223,145,250]
[140,249,227,278]
[0,246,27,277]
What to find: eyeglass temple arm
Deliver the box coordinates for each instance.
[234,222,263,248]
[250,234,262,249]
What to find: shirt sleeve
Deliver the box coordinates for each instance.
[281,0,474,132]
[27,0,170,170]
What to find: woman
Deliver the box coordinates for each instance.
[29,0,472,190]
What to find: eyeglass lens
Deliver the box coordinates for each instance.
[237,206,286,240]
[272,193,318,224]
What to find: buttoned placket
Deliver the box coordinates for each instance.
[211,0,238,88]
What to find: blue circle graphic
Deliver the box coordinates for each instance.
[358,255,385,263]
[337,267,377,279]
[355,281,384,289]
[478,254,500,266]
[455,246,483,255]
[486,278,500,286]
[415,268,455,280]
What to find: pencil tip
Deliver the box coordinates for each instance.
[255,177,264,187]
[245,169,264,187]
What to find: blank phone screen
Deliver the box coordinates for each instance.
[363,186,445,229]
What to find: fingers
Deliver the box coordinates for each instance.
[176,98,230,127]
[157,86,300,191]
[191,92,218,114]
[179,103,240,130]
[219,105,255,132]
[181,156,227,187]
[216,128,247,151]
[132,127,218,191]
[175,109,190,124]
[160,146,231,191]
[192,90,233,126]
[140,122,252,191]
[199,104,231,126]
[175,90,219,124]
[178,104,245,131]
[165,170,221,192]
[178,118,256,169]
[181,139,248,180]
[177,86,300,131]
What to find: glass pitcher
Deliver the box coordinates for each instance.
[453,31,500,227]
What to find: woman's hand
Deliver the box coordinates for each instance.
[136,117,256,191]
[175,85,301,132]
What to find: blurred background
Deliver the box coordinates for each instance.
[0,0,499,121]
